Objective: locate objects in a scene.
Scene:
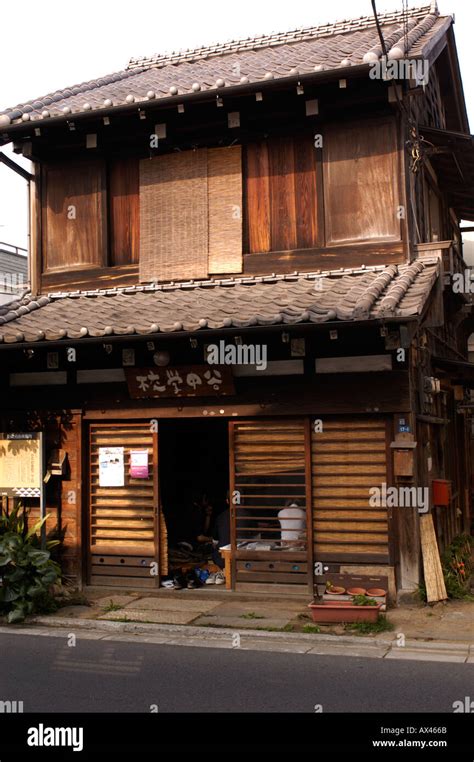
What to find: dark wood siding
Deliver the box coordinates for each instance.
[244,133,319,254]
[42,159,107,272]
[109,157,139,265]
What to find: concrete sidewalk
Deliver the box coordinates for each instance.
[3,586,471,662]
[43,586,474,642]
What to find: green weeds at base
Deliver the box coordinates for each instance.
[102,600,124,612]
[344,615,394,635]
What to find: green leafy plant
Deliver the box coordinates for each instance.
[345,615,394,635]
[302,624,321,634]
[351,594,378,606]
[0,505,61,623]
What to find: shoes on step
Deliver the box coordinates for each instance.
[186,572,201,589]
[205,572,217,585]
[172,575,185,590]
[214,571,225,585]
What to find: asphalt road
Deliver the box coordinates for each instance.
[0,631,472,713]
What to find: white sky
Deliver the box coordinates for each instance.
[0,0,472,249]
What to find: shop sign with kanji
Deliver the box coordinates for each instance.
[125,365,235,398]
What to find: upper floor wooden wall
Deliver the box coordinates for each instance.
[38,113,405,293]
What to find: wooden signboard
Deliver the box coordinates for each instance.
[0,433,42,497]
[125,365,235,399]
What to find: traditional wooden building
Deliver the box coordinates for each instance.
[0,3,472,600]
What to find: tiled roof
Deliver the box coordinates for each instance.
[0,4,450,130]
[0,262,439,345]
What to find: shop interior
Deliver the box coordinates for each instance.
[159,418,230,588]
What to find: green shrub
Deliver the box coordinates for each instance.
[0,505,61,623]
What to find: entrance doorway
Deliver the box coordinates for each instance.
[159,418,230,585]
[86,416,312,591]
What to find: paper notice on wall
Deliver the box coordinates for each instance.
[99,447,124,487]
[130,450,149,479]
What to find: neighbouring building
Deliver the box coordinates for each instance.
[0,243,27,305]
[0,3,472,599]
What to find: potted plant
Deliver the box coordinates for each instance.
[308,593,382,624]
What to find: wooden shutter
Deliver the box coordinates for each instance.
[109,157,139,265]
[244,141,271,253]
[323,118,401,245]
[312,418,389,563]
[88,423,158,588]
[230,419,311,589]
[244,134,319,254]
[139,149,209,282]
[43,159,107,272]
[208,145,242,274]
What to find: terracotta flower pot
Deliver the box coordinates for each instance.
[366,588,387,598]
[308,600,382,623]
[327,586,345,595]
[347,587,366,596]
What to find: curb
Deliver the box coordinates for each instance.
[25,615,473,653]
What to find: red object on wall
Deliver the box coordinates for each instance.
[432,479,450,506]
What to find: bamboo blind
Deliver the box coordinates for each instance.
[312,418,390,561]
[139,150,209,282]
[208,146,242,274]
[139,146,243,282]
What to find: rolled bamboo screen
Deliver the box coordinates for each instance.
[139,149,209,282]
[139,146,243,282]
[208,145,242,274]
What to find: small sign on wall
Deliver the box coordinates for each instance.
[99,447,124,487]
[0,432,42,497]
[130,450,149,479]
[125,365,234,399]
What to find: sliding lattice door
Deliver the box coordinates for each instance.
[229,419,312,591]
[88,422,159,587]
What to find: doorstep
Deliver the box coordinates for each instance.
[84,585,311,605]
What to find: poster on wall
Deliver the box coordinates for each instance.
[130,450,149,479]
[0,433,42,497]
[99,447,124,487]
